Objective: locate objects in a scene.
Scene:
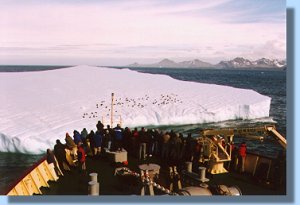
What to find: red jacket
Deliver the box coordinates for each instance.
[77,146,86,162]
[133,131,139,138]
[238,144,247,157]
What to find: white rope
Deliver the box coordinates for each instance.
[118,167,176,195]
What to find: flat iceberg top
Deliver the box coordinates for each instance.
[0,65,271,154]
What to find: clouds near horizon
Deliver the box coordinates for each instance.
[0,0,286,65]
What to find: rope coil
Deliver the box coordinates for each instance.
[117,167,177,195]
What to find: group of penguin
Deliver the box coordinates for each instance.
[82,93,183,119]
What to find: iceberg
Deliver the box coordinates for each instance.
[0,65,271,154]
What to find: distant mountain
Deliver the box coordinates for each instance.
[178,59,214,68]
[253,58,286,68]
[128,57,286,69]
[217,57,252,68]
[153,58,178,67]
[128,58,214,68]
[216,57,286,69]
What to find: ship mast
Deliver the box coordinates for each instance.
[111,93,114,127]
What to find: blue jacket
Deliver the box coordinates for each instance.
[94,131,103,147]
[73,131,82,145]
[114,128,123,141]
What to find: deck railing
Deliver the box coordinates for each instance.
[5,156,59,196]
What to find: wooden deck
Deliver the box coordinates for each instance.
[40,153,286,196]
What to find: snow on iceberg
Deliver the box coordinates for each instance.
[0,65,271,154]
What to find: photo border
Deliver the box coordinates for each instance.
[0,3,296,205]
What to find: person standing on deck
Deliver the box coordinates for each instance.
[86,130,95,156]
[230,145,239,171]
[73,130,82,145]
[192,141,202,172]
[104,129,112,150]
[65,133,76,148]
[138,127,148,160]
[178,133,185,160]
[54,139,70,171]
[47,148,63,176]
[153,129,160,156]
[81,128,88,145]
[238,142,247,173]
[102,129,109,150]
[96,120,104,132]
[65,133,77,158]
[105,125,114,150]
[94,130,103,156]
[123,127,132,152]
[77,142,86,173]
[114,124,124,151]
[184,133,194,162]
[161,132,171,162]
[169,133,183,166]
[147,129,155,157]
[132,128,139,157]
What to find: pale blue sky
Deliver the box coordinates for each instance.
[0,0,286,65]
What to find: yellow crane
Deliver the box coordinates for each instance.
[197,124,286,174]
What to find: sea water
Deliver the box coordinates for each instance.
[0,66,286,193]
[129,67,286,135]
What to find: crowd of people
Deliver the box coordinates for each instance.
[47,121,247,175]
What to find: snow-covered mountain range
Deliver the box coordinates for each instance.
[128,57,286,69]
[217,57,286,69]
[128,58,214,68]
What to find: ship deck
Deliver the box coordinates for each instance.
[41,153,285,195]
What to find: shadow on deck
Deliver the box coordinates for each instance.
[41,154,286,196]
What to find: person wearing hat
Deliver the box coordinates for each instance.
[65,132,77,160]
[54,139,71,171]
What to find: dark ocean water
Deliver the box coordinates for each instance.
[0,65,70,72]
[0,66,286,193]
[126,67,286,159]
[127,67,286,135]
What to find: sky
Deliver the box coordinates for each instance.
[0,0,286,66]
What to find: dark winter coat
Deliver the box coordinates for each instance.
[114,128,123,141]
[94,131,103,148]
[73,131,82,145]
[54,142,67,162]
